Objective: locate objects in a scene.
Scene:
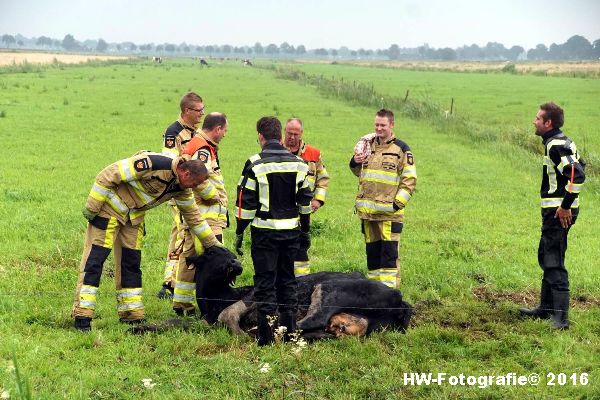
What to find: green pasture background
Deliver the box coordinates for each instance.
[0,59,598,399]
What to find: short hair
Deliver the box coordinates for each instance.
[539,102,564,129]
[286,117,304,131]
[180,92,203,112]
[256,116,282,141]
[202,112,227,131]
[376,108,395,125]
[178,159,207,177]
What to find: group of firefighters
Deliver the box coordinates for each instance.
[71,91,584,339]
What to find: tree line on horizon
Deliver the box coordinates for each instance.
[2,33,600,61]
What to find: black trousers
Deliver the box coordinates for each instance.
[538,208,578,292]
[251,227,300,315]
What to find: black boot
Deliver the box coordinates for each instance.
[74,316,92,332]
[279,311,297,342]
[519,280,552,319]
[157,283,174,299]
[257,313,274,346]
[550,290,570,330]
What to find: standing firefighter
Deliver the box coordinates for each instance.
[519,102,585,330]
[72,153,219,331]
[235,116,313,346]
[350,109,417,289]
[158,92,205,299]
[170,113,229,315]
[284,118,330,277]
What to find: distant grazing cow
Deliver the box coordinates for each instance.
[242,59,253,66]
[199,58,209,67]
[152,56,162,64]
[195,247,412,339]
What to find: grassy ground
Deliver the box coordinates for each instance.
[0,59,599,399]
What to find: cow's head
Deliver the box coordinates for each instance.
[187,245,242,288]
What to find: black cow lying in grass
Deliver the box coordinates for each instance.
[191,246,412,339]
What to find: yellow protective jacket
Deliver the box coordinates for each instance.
[183,132,228,228]
[85,151,218,248]
[161,117,197,157]
[349,134,417,222]
[288,141,330,204]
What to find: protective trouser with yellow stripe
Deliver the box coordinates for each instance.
[163,204,184,287]
[362,220,402,289]
[172,226,222,314]
[294,231,311,277]
[72,212,146,321]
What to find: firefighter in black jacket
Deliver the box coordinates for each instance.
[235,116,313,345]
[519,102,585,330]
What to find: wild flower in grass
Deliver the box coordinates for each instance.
[290,334,307,355]
[274,326,287,343]
[259,363,271,373]
[141,378,156,389]
[1,388,9,399]
[266,315,278,327]
[5,361,15,373]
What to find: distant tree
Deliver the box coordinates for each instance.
[505,45,524,61]
[116,44,122,51]
[155,44,164,52]
[165,43,175,52]
[314,48,328,56]
[130,43,137,52]
[36,36,53,47]
[2,34,16,48]
[265,43,279,55]
[548,43,564,60]
[388,44,400,60]
[62,34,79,51]
[484,42,506,60]
[205,45,214,53]
[96,39,108,52]
[253,42,264,55]
[562,35,593,59]
[17,40,24,47]
[196,45,204,52]
[350,50,357,57]
[593,39,600,58]
[181,44,190,53]
[280,41,294,54]
[221,44,232,54]
[438,47,457,60]
[246,47,253,54]
[330,49,338,56]
[527,44,548,60]
[296,45,306,55]
[53,39,61,47]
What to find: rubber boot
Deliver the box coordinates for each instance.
[519,280,553,319]
[550,290,570,330]
[157,283,174,299]
[74,316,92,332]
[279,311,297,342]
[257,313,274,346]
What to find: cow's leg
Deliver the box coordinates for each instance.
[218,300,249,335]
[297,284,339,332]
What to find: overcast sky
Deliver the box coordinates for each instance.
[2,0,599,50]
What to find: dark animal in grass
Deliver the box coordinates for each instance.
[131,246,412,338]
[199,58,209,67]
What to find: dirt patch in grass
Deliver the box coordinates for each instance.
[472,286,600,309]
[0,51,127,66]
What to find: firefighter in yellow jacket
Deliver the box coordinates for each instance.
[72,152,219,331]
[170,113,229,315]
[284,118,330,277]
[349,109,417,289]
[158,92,206,299]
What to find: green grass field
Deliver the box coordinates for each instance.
[1,59,599,399]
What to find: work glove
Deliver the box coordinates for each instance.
[299,232,311,250]
[235,233,244,256]
[82,207,98,222]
